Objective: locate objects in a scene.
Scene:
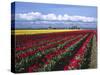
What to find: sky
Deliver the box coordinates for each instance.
[11,2,97,29]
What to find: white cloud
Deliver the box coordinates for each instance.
[42,13,57,20]
[16,11,97,22]
[16,12,42,20]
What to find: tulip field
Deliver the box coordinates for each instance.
[15,30,97,73]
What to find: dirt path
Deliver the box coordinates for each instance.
[89,35,97,68]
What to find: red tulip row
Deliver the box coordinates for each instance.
[16,34,64,48]
[26,34,88,72]
[15,30,96,73]
[16,34,76,52]
[16,32,80,51]
[15,34,86,72]
[64,33,93,70]
[16,34,83,59]
[16,31,75,45]
[16,30,89,50]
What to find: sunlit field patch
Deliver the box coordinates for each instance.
[12,29,82,35]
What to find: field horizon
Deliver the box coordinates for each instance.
[11,29,96,35]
